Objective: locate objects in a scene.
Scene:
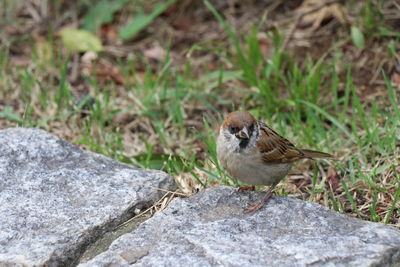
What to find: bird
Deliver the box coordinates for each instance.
[216,110,332,213]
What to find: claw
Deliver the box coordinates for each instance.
[238,186,256,191]
[244,201,265,213]
[243,192,274,213]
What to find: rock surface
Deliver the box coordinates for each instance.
[0,128,176,266]
[82,186,400,267]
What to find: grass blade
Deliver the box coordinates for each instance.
[298,100,354,140]
[385,166,400,224]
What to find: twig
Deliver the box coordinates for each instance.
[117,190,181,228]
[70,53,79,83]
[280,0,343,51]
[268,0,343,30]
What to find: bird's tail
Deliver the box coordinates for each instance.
[301,149,333,159]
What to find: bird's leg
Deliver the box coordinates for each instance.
[238,185,256,191]
[244,182,279,213]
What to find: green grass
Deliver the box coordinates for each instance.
[0,0,399,226]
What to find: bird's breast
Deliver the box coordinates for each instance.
[218,146,292,186]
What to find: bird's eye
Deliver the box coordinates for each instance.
[229,126,240,134]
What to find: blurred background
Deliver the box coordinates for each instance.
[0,0,399,226]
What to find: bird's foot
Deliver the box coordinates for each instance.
[243,192,274,213]
[238,186,256,191]
[243,201,265,213]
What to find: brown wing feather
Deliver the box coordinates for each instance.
[257,122,305,163]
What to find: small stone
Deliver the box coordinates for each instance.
[119,247,149,264]
[134,208,142,215]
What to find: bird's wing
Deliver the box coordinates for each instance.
[256,122,305,163]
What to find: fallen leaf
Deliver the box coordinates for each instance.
[296,0,348,31]
[144,45,166,61]
[171,16,193,31]
[257,32,271,59]
[391,63,400,86]
[81,59,125,85]
[351,26,365,50]
[81,51,98,64]
[60,28,103,52]
[99,24,119,43]
[152,144,165,154]
[207,61,218,71]
[9,55,30,67]
[327,165,340,192]
[96,64,125,85]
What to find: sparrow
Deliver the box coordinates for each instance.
[216,110,332,213]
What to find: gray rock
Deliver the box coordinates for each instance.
[0,128,176,266]
[81,186,400,267]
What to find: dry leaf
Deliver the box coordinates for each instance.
[327,165,340,192]
[81,59,125,85]
[10,56,31,67]
[391,63,400,86]
[144,45,167,61]
[171,16,193,31]
[96,64,125,85]
[296,0,348,31]
[99,24,118,43]
[257,32,271,59]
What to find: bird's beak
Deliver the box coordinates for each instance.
[235,127,249,139]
